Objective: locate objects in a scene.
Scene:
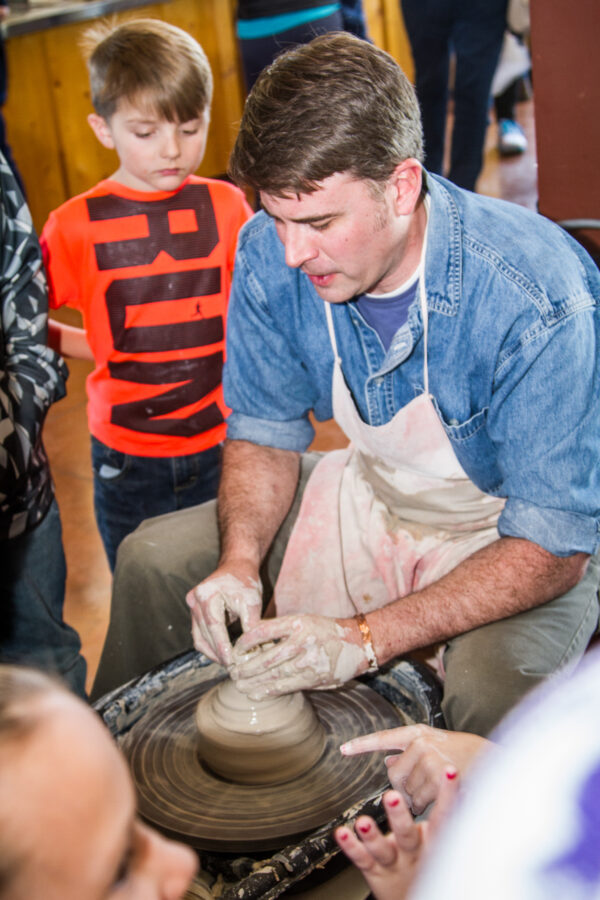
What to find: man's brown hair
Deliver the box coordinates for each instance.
[229,32,423,196]
[84,18,213,122]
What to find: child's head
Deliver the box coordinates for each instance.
[0,665,197,899]
[85,18,212,124]
[84,19,213,192]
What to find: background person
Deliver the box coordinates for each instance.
[41,19,252,571]
[0,153,86,698]
[0,6,25,197]
[335,645,600,900]
[400,0,508,190]
[0,664,197,899]
[92,35,600,741]
[236,0,369,92]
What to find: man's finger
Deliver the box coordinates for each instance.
[205,620,234,666]
[234,615,296,652]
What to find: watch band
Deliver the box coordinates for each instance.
[354,613,379,674]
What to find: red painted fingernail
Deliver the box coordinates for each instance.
[338,830,349,841]
[388,795,400,807]
[358,823,371,834]
[446,769,458,780]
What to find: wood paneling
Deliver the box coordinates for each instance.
[530,0,600,258]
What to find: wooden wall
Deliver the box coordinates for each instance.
[530,0,600,259]
[5,0,413,234]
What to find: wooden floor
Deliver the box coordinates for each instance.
[44,100,538,693]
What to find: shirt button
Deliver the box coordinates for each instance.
[449,418,459,426]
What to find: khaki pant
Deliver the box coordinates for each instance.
[92,453,600,738]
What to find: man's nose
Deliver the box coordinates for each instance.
[284,225,318,269]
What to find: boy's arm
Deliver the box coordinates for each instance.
[48,317,94,360]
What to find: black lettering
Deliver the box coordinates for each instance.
[109,353,224,437]
[105,270,222,353]
[87,184,218,269]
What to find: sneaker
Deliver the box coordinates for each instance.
[498,119,528,156]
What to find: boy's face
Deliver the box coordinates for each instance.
[89,98,209,193]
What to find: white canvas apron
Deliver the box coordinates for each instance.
[275,236,505,619]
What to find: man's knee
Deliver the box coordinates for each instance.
[114,500,220,595]
[441,645,542,737]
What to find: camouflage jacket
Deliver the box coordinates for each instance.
[0,155,67,540]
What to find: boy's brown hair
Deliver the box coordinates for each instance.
[83,18,213,122]
[229,32,423,197]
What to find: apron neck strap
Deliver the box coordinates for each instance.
[419,193,430,396]
[324,301,341,363]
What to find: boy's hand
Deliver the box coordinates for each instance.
[186,564,262,667]
[334,776,459,900]
[340,724,488,815]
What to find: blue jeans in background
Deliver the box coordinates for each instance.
[0,498,87,697]
[238,10,345,91]
[401,0,507,190]
[92,437,222,571]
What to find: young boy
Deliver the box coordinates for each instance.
[41,19,252,571]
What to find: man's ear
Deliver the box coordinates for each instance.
[88,113,115,150]
[388,159,423,216]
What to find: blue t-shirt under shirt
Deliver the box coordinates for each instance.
[355,277,419,351]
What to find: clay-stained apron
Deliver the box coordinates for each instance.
[275,213,505,618]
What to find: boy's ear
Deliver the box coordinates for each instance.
[88,113,115,150]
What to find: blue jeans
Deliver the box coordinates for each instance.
[92,437,222,571]
[238,10,344,91]
[0,498,87,697]
[401,0,507,190]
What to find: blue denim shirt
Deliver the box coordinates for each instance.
[224,173,600,556]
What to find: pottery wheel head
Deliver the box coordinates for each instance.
[195,680,326,785]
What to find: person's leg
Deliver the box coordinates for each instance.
[495,79,527,155]
[401,0,452,175]
[494,78,519,121]
[92,437,221,572]
[239,11,344,92]
[448,0,507,189]
[0,498,87,697]
[173,444,221,511]
[90,452,321,700]
[442,551,600,736]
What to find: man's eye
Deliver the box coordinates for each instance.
[135,132,153,139]
[312,221,332,231]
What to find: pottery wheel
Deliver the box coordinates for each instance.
[122,674,403,853]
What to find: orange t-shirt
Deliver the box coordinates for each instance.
[41,176,252,457]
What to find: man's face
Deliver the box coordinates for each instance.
[90,97,210,193]
[260,168,424,303]
[5,694,197,900]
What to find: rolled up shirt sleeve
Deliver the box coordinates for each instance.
[223,216,328,451]
[491,302,600,556]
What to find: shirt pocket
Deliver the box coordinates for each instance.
[436,405,503,495]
